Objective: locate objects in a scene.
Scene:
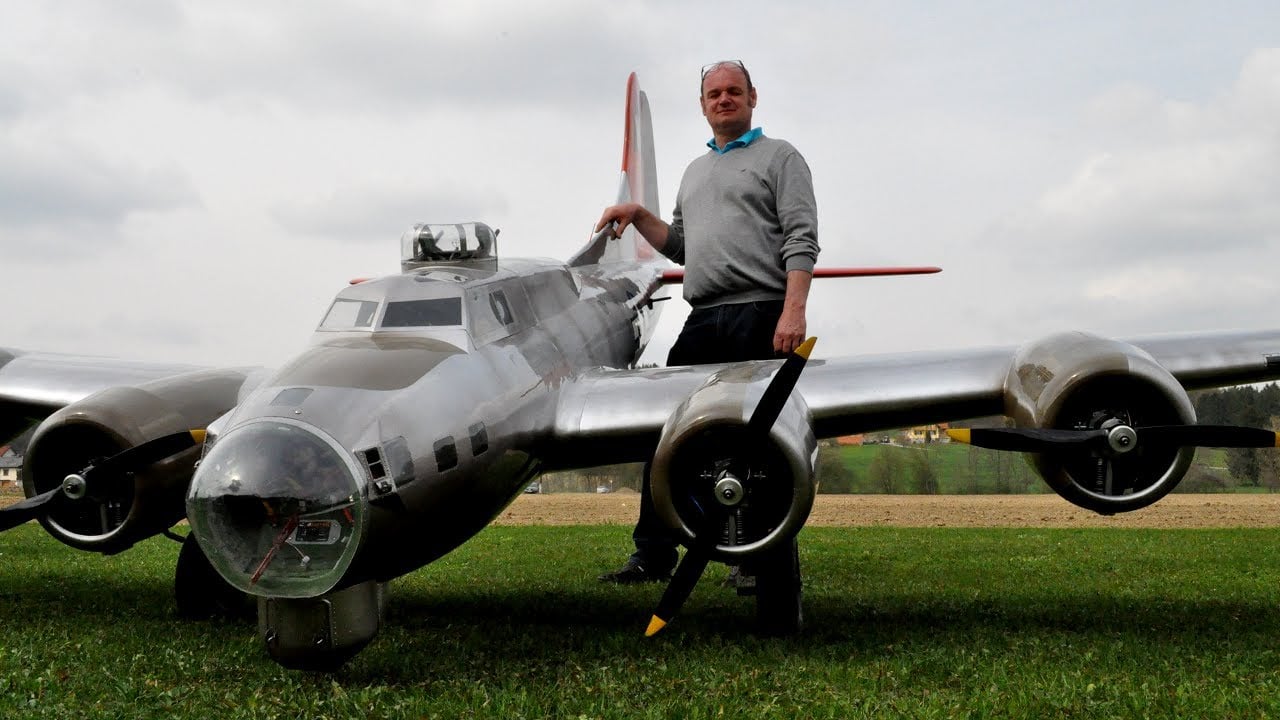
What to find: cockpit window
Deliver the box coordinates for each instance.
[382,297,463,328]
[321,299,379,329]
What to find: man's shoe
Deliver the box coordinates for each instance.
[722,565,757,595]
[598,559,670,584]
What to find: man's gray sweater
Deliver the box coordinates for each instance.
[661,136,819,308]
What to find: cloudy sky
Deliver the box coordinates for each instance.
[1,1,1277,369]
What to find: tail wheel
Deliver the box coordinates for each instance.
[750,536,803,636]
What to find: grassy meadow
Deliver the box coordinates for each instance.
[3,523,1280,718]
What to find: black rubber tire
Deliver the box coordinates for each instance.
[174,533,253,620]
[753,536,803,636]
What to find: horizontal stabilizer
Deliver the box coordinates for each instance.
[659,266,942,284]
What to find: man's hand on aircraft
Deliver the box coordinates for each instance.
[596,202,644,235]
[775,270,812,354]
[596,203,670,251]
[774,308,807,355]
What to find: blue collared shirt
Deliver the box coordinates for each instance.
[706,126,763,154]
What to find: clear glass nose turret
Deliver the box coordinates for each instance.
[186,419,367,598]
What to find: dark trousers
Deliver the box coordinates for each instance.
[631,300,784,571]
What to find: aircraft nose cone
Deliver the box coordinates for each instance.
[186,419,367,598]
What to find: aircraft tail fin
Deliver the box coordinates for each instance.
[570,72,660,267]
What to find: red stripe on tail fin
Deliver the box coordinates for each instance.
[570,73,661,267]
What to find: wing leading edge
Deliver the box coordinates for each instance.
[548,345,1012,470]
[1131,330,1280,390]
[0,348,222,444]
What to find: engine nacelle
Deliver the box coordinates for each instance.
[650,364,817,561]
[23,369,249,553]
[1007,332,1196,514]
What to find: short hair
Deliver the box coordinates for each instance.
[700,60,753,94]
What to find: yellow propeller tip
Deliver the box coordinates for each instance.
[644,616,668,637]
[190,429,207,444]
[795,337,817,360]
[946,429,971,444]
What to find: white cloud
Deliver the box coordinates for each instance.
[0,1,666,114]
[271,181,510,244]
[999,48,1280,266]
[0,137,196,255]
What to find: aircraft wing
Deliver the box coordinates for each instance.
[0,348,213,443]
[1122,331,1280,390]
[548,329,1280,470]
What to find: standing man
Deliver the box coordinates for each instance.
[595,60,819,600]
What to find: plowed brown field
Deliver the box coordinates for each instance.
[495,492,1280,528]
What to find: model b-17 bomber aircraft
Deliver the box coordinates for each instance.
[3,73,1280,670]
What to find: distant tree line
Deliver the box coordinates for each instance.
[815,440,1040,495]
[1189,383,1280,491]
[539,464,644,493]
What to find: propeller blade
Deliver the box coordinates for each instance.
[946,427,1107,453]
[85,429,206,484]
[0,486,62,532]
[746,337,816,437]
[646,339,818,637]
[949,424,1280,453]
[646,548,712,637]
[1135,425,1280,449]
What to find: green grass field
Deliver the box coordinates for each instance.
[4,524,1280,719]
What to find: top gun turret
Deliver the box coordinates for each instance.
[400,221,499,272]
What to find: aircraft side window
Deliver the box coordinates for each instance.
[468,423,488,456]
[466,284,516,344]
[489,291,514,326]
[433,437,458,472]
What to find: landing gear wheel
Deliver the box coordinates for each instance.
[753,536,803,636]
[175,533,253,620]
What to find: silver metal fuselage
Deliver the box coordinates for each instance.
[207,256,666,587]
